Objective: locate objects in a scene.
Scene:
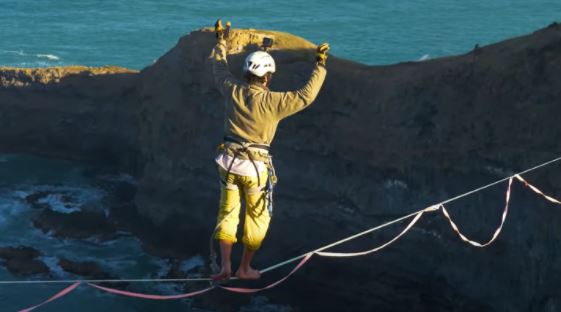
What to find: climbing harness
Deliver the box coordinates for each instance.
[221,136,272,188]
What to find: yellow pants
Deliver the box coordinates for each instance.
[214,166,271,250]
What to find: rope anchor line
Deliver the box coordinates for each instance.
[6,155,561,312]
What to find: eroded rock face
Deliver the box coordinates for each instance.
[1,24,561,310]
[0,65,140,170]
[0,66,135,87]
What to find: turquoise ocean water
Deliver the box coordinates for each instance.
[0,1,560,311]
[1,0,560,69]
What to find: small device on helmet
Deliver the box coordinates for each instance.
[262,37,274,51]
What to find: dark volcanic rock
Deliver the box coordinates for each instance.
[33,209,118,241]
[58,258,113,279]
[0,246,49,275]
[0,246,41,259]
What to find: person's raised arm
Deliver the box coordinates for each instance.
[210,19,236,95]
[269,43,329,120]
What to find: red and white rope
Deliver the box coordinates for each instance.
[440,177,513,247]
[315,209,428,257]
[18,282,81,312]
[515,174,561,205]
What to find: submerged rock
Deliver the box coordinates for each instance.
[25,191,76,210]
[33,209,118,241]
[0,246,49,275]
[57,258,126,288]
[57,258,113,279]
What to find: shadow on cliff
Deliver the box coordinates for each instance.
[0,69,141,170]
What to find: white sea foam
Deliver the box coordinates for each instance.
[419,54,430,61]
[40,256,68,278]
[154,258,171,278]
[36,54,60,61]
[1,50,26,56]
[12,190,30,199]
[37,193,80,213]
[21,184,106,214]
[1,50,60,61]
[15,61,52,67]
[0,200,26,225]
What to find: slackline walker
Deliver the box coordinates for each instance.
[4,154,561,312]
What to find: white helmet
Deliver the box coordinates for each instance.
[243,51,276,77]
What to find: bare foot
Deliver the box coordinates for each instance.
[211,267,231,281]
[235,267,261,280]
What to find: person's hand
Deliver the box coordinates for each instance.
[316,43,330,66]
[215,19,231,40]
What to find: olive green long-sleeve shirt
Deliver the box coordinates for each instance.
[211,39,327,145]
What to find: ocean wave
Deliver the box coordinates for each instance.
[419,54,431,61]
[12,190,31,199]
[0,199,27,225]
[1,50,63,67]
[10,61,53,68]
[18,184,107,214]
[153,255,205,279]
[154,258,171,278]
[40,256,68,278]
[37,193,81,213]
[0,50,26,56]
[36,54,60,61]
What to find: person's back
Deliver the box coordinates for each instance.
[208,19,329,281]
[212,41,327,146]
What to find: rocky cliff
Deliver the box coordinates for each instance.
[1,24,561,311]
